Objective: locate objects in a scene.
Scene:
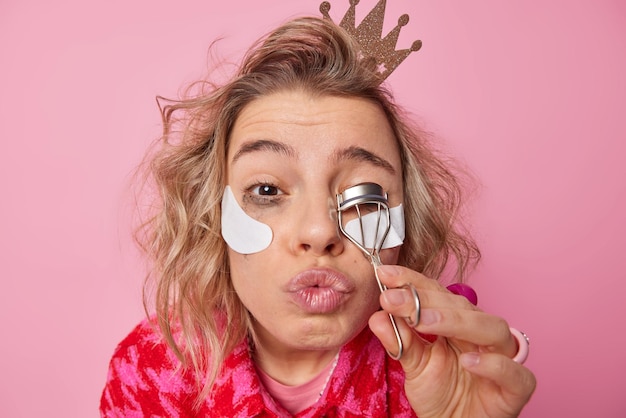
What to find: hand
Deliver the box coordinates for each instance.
[368,265,536,418]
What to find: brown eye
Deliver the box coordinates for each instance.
[244,182,285,207]
[251,184,282,196]
[261,185,276,195]
[256,185,278,195]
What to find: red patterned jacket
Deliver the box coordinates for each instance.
[100,319,417,417]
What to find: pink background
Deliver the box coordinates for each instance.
[1,0,625,416]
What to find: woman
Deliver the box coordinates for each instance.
[101,14,536,418]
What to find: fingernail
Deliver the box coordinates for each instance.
[384,289,409,305]
[419,309,440,326]
[376,265,399,278]
[461,352,480,368]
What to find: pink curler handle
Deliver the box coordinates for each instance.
[509,327,530,364]
[446,283,478,306]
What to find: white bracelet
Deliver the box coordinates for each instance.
[509,327,530,364]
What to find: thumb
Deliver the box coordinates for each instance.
[368,310,428,374]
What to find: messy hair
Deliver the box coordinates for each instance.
[137,16,479,407]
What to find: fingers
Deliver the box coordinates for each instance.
[373,265,536,416]
[368,310,428,374]
[376,265,517,357]
[461,352,537,408]
[386,302,515,357]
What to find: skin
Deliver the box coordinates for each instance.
[226,90,536,416]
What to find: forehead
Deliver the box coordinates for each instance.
[227,90,401,167]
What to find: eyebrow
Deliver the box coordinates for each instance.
[231,140,396,175]
[231,139,297,164]
[333,145,396,175]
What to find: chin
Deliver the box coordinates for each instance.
[290,315,370,349]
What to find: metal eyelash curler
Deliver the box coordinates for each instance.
[336,182,404,360]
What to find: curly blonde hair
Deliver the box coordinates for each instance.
[137,16,480,406]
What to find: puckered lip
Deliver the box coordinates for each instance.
[285,267,355,293]
[285,267,355,314]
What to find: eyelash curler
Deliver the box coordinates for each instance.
[336,182,404,360]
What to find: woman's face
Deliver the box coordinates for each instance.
[225,90,403,355]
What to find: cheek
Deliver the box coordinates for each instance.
[228,246,281,296]
[227,251,247,290]
[228,250,265,293]
[228,251,270,319]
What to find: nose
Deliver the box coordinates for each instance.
[291,193,344,257]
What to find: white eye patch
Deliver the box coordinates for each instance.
[343,204,405,249]
[221,186,273,254]
[221,185,404,254]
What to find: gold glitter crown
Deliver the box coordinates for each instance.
[320,0,422,81]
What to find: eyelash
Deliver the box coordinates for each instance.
[243,181,284,206]
[241,180,389,208]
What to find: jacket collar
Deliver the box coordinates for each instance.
[206,327,398,417]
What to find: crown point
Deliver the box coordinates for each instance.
[320,1,331,17]
[319,0,421,83]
